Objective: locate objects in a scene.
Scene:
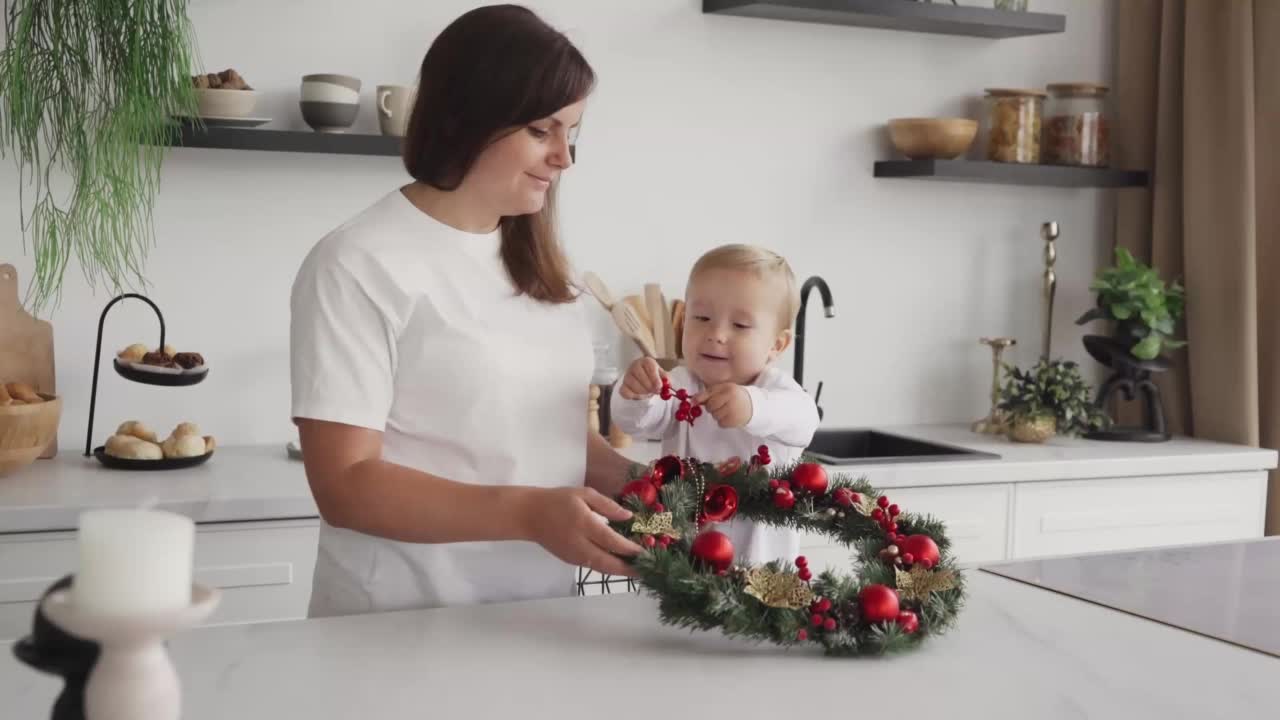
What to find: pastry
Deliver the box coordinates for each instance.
[140,350,176,368]
[116,420,159,444]
[117,343,148,363]
[171,422,200,438]
[173,352,204,369]
[162,344,177,357]
[204,435,217,453]
[161,433,207,459]
[104,434,163,460]
[5,382,42,403]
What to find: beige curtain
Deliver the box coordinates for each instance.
[1113,0,1280,533]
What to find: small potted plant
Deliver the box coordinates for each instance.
[998,359,1109,443]
[1076,247,1186,361]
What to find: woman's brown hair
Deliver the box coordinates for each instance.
[403,4,593,304]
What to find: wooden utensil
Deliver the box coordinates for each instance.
[660,294,677,361]
[671,300,685,359]
[622,294,652,335]
[643,284,667,358]
[615,303,657,358]
[0,264,56,458]
[581,271,616,310]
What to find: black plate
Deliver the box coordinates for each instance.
[113,358,208,387]
[93,446,213,470]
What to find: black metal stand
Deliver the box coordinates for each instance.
[1082,335,1172,442]
[576,567,637,596]
[11,575,98,720]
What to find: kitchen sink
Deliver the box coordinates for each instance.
[804,429,1000,466]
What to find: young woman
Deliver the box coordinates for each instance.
[290,4,640,618]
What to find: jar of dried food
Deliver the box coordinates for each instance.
[1044,83,1110,167]
[984,88,1046,163]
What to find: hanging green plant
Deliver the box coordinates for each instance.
[0,0,200,312]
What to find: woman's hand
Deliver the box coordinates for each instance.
[520,486,643,577]
[619,357,665,400]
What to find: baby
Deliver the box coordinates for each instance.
[610,244,821,565]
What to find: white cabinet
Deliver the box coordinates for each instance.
[0,519,319,642]
[1011,471,1267,559]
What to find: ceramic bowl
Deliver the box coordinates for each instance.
[194,88,260,119]
[300,74,360,133]
[887,118,979,160]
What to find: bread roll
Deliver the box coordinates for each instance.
[117,343,147,363]
[172,422,200,438]
[162,433,206,459]
[104,434,163,460]
[162,344,177,358]
[204,435,217,453]
[5,382,42,403]
[116,420,158,443]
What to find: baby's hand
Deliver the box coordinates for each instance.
[694,383,752,429]
[620,357,665,400]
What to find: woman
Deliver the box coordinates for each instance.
[290,4,641,618]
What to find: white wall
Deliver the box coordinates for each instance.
[0,0,1116,451]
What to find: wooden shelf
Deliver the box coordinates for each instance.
[703,0,1065,38]
[874,159,1149,188]
[164,120,401,157]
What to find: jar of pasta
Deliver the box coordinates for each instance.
[983,88,1045,163]
[1044,83,1110,167]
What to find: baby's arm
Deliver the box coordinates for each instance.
[610,358,676,436]
[742,370,821,448]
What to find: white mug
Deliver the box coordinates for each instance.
[377,85,415,137]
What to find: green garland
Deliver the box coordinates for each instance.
[611,453,966,656]
[0,0,201,311]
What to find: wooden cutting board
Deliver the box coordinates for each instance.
[0,264,57,457]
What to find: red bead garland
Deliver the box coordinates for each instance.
[660,377,702,425]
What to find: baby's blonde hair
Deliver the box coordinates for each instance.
[688,244,801,330]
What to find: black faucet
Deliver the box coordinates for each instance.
[794,275,835,419]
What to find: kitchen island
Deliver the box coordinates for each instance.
[3,540,1276,719]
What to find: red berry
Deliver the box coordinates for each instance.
[691,406,703,418]
[901,552,914,565]
[642,535,657,548]
[811,613,824,627]
[769,479,780,490]
[897,610,919,634]
[795,555,808,567]
[877,496,890,509]
[675,409,687,421]
[659,536,673,548]
[888,522,898,533]
[889,504,900,517]
[798,568,812,582]
[816,598,832,613]
[823,617,837,631]
[758,445,768,455]
[871,508,885,522]
[796,629,809,642]
[773,487,796,510]
[653,503,665,513]
[833,488,853,507]
[660,388,672,400]
[676,389,688,401]
[778,480,791,491]
[896,534,907,544]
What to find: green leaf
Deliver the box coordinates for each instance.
[1132,335,1162,360]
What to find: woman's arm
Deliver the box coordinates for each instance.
[584,429,643,496]
[298,418,642,576]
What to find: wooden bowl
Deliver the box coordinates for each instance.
[0,393,62,477]
[887,118,978,160]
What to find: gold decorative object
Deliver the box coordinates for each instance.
[1008,414,1056,444]
[895,566,957,603]
[744,567,815,609]
[972,337,1017,434]
[1041,221,1059,360]
[630,512,680,539]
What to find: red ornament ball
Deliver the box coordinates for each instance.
[702,484,740,523]
[773,487,796,510]
[619,479,658,508]
[652,455,683,485]
[642,535,657,548]
[833,488,854,507]
[823,617,837,631]
[877,495,890,509]
[858,584,900,623]
[791,463,829,495]
[899,534,941,568]
[690,530,735,572]
[897,610,919,634]
[811,613,824,627]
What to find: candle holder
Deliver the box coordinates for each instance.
[971,336,1017,434]
[36,583,220,720]
[11,575,99,720]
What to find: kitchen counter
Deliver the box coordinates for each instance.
[0,445,316,534]
[3,542,1276,719]
[620,423,1279,487]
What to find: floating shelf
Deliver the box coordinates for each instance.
[703,0,1065,38]
[874,159,1149,188]
[165,120,401,157]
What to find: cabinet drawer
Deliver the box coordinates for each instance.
[1011,471,1267,559]
[0,520,319,641]
[799,483,1011,571]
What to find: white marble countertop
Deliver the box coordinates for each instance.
[0,445,314,534]
[622,423,1279,488]
[3,562,1275,719]
[2,424,1275,534]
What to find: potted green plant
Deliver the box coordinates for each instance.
[0,1,201,312]
[998,358,1109,443]
[1076,248,1186,361]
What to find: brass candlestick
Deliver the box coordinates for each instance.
[972,336,1017,434]
[1041,221,1059,360]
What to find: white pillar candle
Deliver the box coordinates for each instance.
[72,509,195,616]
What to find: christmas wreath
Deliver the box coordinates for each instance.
[611,448,966,656]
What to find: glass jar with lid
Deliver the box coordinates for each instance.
[983,88,1046,164]
[1043,83,1110,167]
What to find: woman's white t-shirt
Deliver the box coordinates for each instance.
[290,189,593,617]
